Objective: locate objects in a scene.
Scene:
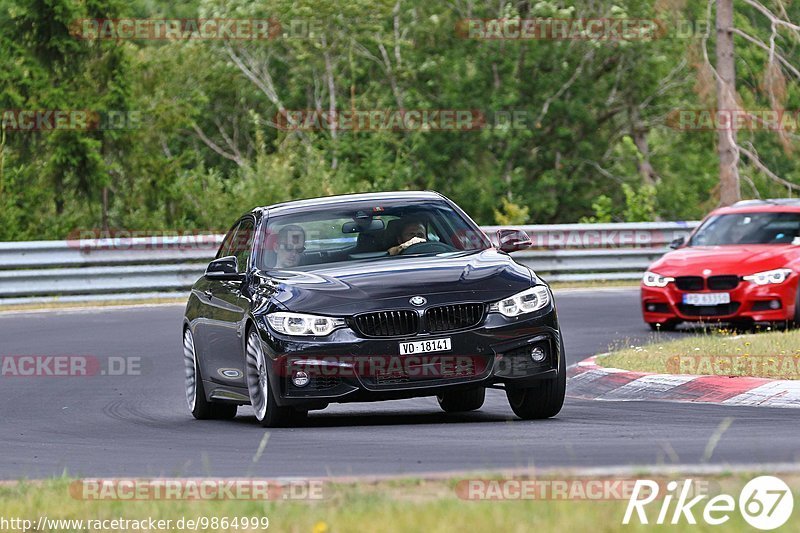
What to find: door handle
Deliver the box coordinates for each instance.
[203,290,213,300]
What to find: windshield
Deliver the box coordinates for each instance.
[256,199,491,270]
[689,212,800,246]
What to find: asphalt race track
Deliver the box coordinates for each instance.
[1,288,799,479]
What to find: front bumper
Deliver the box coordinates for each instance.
[259,308,563,407]
[641,276,798,325]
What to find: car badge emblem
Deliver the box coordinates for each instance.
[410,296,427,306]
[703,269,712,276]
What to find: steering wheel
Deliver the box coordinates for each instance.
[399,241,456,255]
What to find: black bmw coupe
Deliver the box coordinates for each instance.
[183,191,566,426]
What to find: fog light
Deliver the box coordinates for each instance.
[292,371,310,387]
[646,303,657,312]
[770,299,781,310]
[530,346,547,363]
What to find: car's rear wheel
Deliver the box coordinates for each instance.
[437,387,485,413]
[245,327,305,427]
[183,328,237,420]
[505,345,566,420]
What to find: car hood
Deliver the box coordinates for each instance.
[257,250,534,314]
[650,244,800,277]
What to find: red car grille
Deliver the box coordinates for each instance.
[707,275,740,290]
[674,276,704,291]
[674,275,740,291]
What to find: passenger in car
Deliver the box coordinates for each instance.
[275,225,306,268]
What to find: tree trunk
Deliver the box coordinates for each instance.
[102,186,109,233]
[630,106,658,186]
[716,0,740,205]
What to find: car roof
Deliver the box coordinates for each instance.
[252,190,446,215]
[713,198,800,215]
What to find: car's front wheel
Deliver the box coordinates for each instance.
[437,387,485,412]
[793,287,800,328]
[183,328,237,420]
[505,345,566,420]
[245,327,305,427]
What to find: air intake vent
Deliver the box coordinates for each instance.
[675,276,704,291]
[707,275,739,290]
[426,303,485,332]
[353,310,419,337]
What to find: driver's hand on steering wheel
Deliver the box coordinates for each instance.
[388,236,426,256]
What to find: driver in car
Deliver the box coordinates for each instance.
[388,220,427,256]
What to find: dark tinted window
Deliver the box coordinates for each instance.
[690,212,800,246]
[232,218,255,272]
[216,222,239,259]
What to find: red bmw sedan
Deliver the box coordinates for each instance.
[642,199,800,330]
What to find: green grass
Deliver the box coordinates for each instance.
[548,280,639,290]
[0,474,797,532]
[0,297,185,313]
[599,329,800,379]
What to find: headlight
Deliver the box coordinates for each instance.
[489,285,551,317]
[743,268,793,285]
[643,271,675,287]
[266,312,346,336]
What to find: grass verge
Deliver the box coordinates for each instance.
[0,473,797,532]
[0,297,186,313]
[599,329,800,379]
[548,280,639,290]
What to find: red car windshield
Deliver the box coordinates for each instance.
[689,212,800,246]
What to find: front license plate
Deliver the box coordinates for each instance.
[683,293,730,306]
[399,338,452,355]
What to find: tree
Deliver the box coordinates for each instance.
[716,0,741,205]
[707,0,800,205]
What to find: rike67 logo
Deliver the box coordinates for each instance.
[623,476,794,530]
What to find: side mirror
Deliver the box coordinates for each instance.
[669,237,686,250]
[497,229,532,253]
[206,256,243,281]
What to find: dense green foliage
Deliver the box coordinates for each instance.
[1,0,798,239]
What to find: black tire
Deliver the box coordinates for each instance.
[793,287,800,328]
[648,321,677,332]
[245,327,298,427]
[437,387,486,413]
[183,328,237,420]
[505,344,566,420]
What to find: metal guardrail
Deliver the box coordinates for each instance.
[0,222,699,304]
